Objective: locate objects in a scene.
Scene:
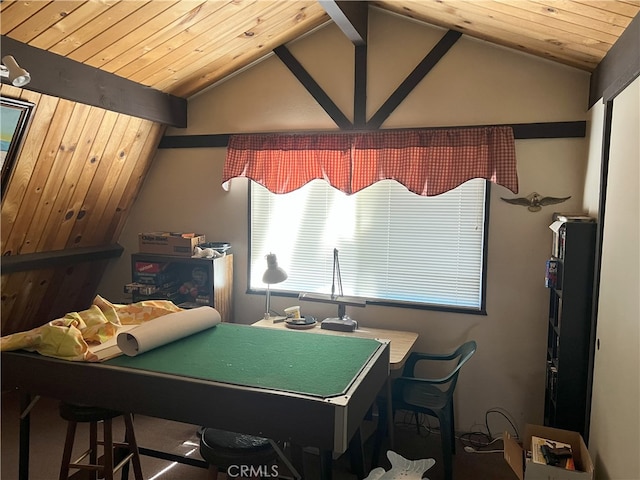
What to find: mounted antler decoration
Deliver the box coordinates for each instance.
[500,192,571,212]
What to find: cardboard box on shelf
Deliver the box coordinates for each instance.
[503,424,593,480]
[138,232,205,257]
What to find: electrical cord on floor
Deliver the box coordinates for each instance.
[485,407,520,441]
[463,445,504,454]
[458,407,520,454]
[458,430,500,453]
[393,407,520,455]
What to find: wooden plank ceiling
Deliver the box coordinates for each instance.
[2,1,638,99]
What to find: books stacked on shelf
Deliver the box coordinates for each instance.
[545,258,559,288]
[531,436,575,470]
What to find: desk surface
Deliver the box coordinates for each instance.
[252,319,418,370]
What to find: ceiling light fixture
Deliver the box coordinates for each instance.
[0,55,31,87]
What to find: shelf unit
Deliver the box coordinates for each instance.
[129,253,233,323]
[544,217,596,437]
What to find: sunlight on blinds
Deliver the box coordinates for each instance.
[250,178,487,309]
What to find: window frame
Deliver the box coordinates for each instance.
[247,181,491,316]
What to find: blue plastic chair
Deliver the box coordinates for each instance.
[392,340,477,480]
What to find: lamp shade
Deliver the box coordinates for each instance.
[262,253,287,284]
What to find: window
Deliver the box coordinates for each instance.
[249,178,489,313]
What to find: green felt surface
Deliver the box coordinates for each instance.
[105,323,381,398]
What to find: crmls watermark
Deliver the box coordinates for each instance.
[226,464,279,478]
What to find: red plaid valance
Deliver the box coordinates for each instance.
[222,127,518,195]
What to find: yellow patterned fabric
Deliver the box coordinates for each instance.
[0,295,182,362]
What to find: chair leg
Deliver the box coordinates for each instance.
[59,421,77,480]
[123,414,144,480]
[103,419,115,480]
[438,412,453,480]
[449,402,456,454]
[290,443,305,479]
[207,464,220,480]
[89,421,98,480]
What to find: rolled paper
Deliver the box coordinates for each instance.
[117,306,221,356]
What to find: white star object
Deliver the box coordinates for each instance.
[364,451,436,480]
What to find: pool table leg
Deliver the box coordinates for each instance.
[348,428,365,479]
[319,449,333,480]
[287,443,305,480]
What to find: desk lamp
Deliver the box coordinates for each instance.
[298,248,365,331]
[263,253,287,321]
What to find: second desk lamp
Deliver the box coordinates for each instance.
[263,253,287,321]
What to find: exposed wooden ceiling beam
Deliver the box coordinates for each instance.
[274,45,352,129]
[589,12,640,106]
[158,121,587,149]
[367,30,462,129]
[320,1,368,46]
[354,45,367,128]
[0,36,187,127]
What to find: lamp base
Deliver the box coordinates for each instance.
[320,317,358,332]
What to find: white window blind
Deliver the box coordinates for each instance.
[250,178,487,310]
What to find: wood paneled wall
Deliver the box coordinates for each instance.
[1,84,164,335]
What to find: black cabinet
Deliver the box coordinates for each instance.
[544,216,596,437]
[128,253,234,323]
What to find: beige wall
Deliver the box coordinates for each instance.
[98,9,591,435]
[586,77,640,479]
[583,100,605,218]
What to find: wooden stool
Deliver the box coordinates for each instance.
[58,402,143,480]
[199,428,278,480]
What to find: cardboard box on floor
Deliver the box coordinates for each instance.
[504,424,594,480]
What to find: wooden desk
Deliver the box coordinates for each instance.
[252,319,419,371]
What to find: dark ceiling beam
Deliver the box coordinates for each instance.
[0,36,187,127]
[589,12,640,106]
[367,30,462,129]
[354,45,368,128]
[159,134,231,149]
[274,45,352,129]
[158,121,586,149]
[319,1,368,46]
[319,1,369,126]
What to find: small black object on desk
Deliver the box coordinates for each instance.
[321,317,358,332]
[285,316,317,329]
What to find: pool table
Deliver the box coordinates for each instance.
[2,322,390,480]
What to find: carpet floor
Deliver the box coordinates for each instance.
[1,390,515,479]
